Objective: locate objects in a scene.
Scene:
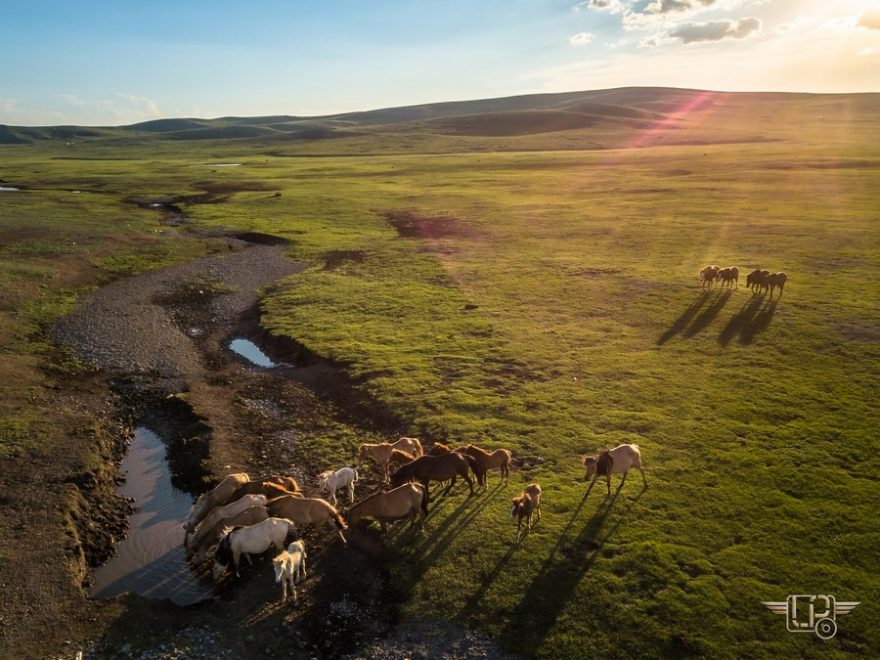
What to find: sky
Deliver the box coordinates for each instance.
[1,0,879,125]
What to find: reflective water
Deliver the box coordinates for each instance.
[206,163,241,167]
[91,427,213,605]
[229,338,276,367]
[0,186,20,191]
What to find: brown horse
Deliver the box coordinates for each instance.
[391,436,424,457]
[699,264,720,289]
[457,444,512,487]
[347,483,428,532]
[268,495,348,544]
[229,479,300,504]
[718,266,739,289]
[183,472,249,531]
[510,483,542,541]
[265,475,300,493]
[357,442,395,482]
[389,453,476,498]
[388,448,416,472]
[766,272,787,298]
[426,442,453,456]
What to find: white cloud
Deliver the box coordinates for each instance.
[669,16,761,43]
[53,93,161,124]
[859,47,878,56]
[574,0,625,14]
[2,98,19,113]
[569,32,595,45]
[645,0,717,15]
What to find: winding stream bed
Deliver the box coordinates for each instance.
[90,426,213,606]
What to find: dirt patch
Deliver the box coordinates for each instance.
[234,231,290,246]
[836,318,880,343]
[382,210,483,241]
[323,249,366,270]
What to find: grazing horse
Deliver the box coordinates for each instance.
[347,483,428,533]
[392,436,424,457]
[427,442,453,456]
[457,444,512,487]
[265,475,300,493]
[766,272,787,298]
[718,266,739,289]
[229,479,300,504]
[389,452,476,498]
[273,540,307,603]
[317,467,358,507]
[699,265,720,289]
[388,448,416,472]
[357,442,395,482]
[212,517,297,581]
[183,473,249,531]
[189,505,269,563]
[185,494,267,553]
[583,444,647,496]
[268,495,348,544]
[510,483,542,541]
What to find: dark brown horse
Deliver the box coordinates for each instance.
[426,442,453,456]
[389,452,476,498]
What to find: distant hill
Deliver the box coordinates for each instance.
[3,87,878,148]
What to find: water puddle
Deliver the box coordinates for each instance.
[0,186,20,191]
[205,162,241,167]
[229,338,277,367]
[91,426,213,606]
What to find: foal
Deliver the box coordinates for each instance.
[273,540,307,603]
[510,483,542,541]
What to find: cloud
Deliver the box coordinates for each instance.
[670,16,761,43]
[575,0,624,13]
[569,32,595,45]
[858,8,880,30]
[859,47,878,56]
[645,0,716,15]
[2,98,19,113]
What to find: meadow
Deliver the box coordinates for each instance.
[1,88,878,657]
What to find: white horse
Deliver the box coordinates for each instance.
[212,517,297,581]
[273,540,307,603]
[583,444,647,496]
[317,467,358,507]
[183,473,249,532]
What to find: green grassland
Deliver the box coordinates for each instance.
[2,88,879,657]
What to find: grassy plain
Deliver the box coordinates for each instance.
[1,88,879,657]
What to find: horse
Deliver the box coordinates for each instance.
[183,473,249,532]
[267,495,348,544]
[347,483,428,533]
[510,483,542,541]
[746,269,766,292]
[273,540,307,603]
[583,443,647,496]
[699,265,720,289]
[391,436,424,457]
[265,475,300,493]
[389,453,476,499]
[185,494,267,553]
[228,479,300,504]
[457,444,512,487]
[317,467,358,507]
[426,442,453,456]
[357,442,395,482]
[718,266,739,289]
[212,517,297,581]
[188,505,269,563]
[766,272,787,298]
[388,448,416,472]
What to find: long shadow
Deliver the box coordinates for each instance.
[656,291,711,345]
[739,298,777,345]
[497,485,647,655]
[718,293,766,347]
[682,290,732,338]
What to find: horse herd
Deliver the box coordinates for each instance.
[181,437,648,603]
[699,264,788,298]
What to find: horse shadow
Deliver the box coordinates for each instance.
[495,484,647,656]
[737,298,777,345]
[681,290,732,338]
[718,293,766,346]
[656,291,711,345]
